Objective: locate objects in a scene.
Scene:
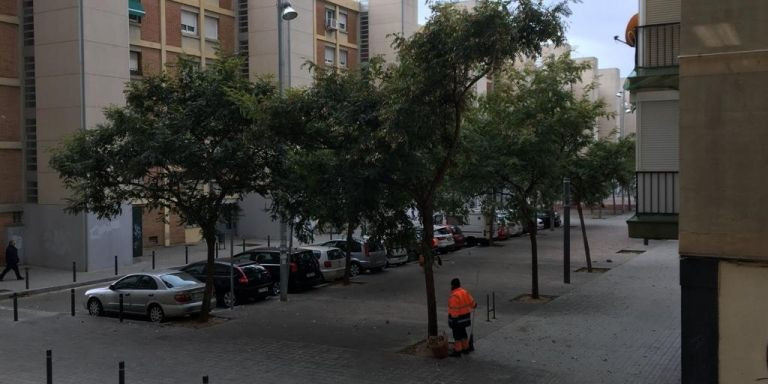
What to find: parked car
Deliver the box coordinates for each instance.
[449,225,466,249]
[386,245,409,266]
[232,248,324,295]
[84,271,213,323]
[180,260,273,307]
[537,211,562,229]
[317,238,388,277]
[433,226,456,253]
[302,245,346,281]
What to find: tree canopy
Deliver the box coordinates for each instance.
[50,55,277,319]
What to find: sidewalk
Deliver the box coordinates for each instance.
[473,239,681,383]
[0,238,272,300]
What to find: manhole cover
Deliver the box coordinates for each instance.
[575,267,611,273]
[511,294,557,303]
[617,249,645,254]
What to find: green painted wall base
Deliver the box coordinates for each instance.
[627,214,679,240]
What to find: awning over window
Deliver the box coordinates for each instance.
[129,0,145,17]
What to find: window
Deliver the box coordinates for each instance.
[339,49,348,68]
[338,12,347,32]
[114,275,142,290]
[205,16,218,40]
[181,10,198,35]
[129,51,141,75]
[137,275,158,290]
[161,272,199,288]
[324,46,335,66]
[129,13,142,24]
[325,8,336,26]
[327,249,344,260]
[256,252,280,265]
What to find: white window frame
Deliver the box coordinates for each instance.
[338,12,347,32]
[181,10,198,36]
[129,51,140,74]
[325,8,336,25]
[339,49,348,68]
[205,15,218,41]
[324,46,335,66]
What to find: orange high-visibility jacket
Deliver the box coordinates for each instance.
[448,287,476,318]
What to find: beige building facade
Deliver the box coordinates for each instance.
[678,0,768,382]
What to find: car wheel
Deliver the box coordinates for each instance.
[349,262,361,277]
[222,291,237,307]
[87,298,103,317]
[271,283,280,296]
[148,304,165,323]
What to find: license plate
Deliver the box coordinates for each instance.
[258,287,268,293]
[306,272,315,278]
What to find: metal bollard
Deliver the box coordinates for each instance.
[185,245,189,264]
[267,235,271,247]
[486,293,490,322]
[119,361,125,384]
[25,267,29,290]
[242,238,246,252]
[70,289,75,316]
[230,235,234,258]
[152,250,156,270]
[119,294,124,323]
[13,293,18,322]
[202,376,209,383]
[215,243,219,259]
[46,350,52,384]
[114,255,118,276]
[492,291,496,320]
[72,261,77,283]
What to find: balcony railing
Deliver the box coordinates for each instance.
[636,171,679,214]
[635,23,680,69]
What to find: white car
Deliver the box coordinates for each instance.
[302,245,346,281]
[433,225,456,253]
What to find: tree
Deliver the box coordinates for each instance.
[460,53,605,299]
[49,56,277,321]
[264,61,411,284]
[379,0,570,336]
[569,135,636,270]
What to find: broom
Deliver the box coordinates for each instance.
[468,309,475,351]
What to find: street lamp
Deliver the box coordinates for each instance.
[277,0,296,302]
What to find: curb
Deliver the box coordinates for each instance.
[0,276,122,300]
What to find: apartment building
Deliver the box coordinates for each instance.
[624,0,680,242]
[678,1,768,382]
[0,0,420,269]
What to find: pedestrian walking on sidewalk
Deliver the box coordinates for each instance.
[0,240,23,281]
[447,277,476,357]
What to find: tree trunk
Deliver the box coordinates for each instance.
[621,188,625,214]
[343,223,354,286]
[576,202,592,272]
[528,218,539,299]
[419,202,438,337]
[198,232,217,322]
[612,188,616,215]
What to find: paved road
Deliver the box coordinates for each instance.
[0,213,679,383]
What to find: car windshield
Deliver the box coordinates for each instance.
[160,272,200,288]
[435,228,451,235]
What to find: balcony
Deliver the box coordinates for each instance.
[627,171,679,240]
[627,23,680,91]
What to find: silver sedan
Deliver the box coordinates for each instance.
[84,271,214,323]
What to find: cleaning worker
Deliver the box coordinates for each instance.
[447,277,477,357]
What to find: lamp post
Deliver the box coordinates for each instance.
[277,0,297,302]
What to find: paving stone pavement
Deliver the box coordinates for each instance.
[0,213,681,383]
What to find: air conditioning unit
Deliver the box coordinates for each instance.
[325,19,338,31]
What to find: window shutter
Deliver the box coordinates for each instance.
[205,16,218,40]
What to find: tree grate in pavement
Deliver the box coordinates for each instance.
[511,294,558,303]
[575,267,611,273]
[617,249,646,254]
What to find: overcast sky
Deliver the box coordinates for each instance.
[417,1,638,77]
